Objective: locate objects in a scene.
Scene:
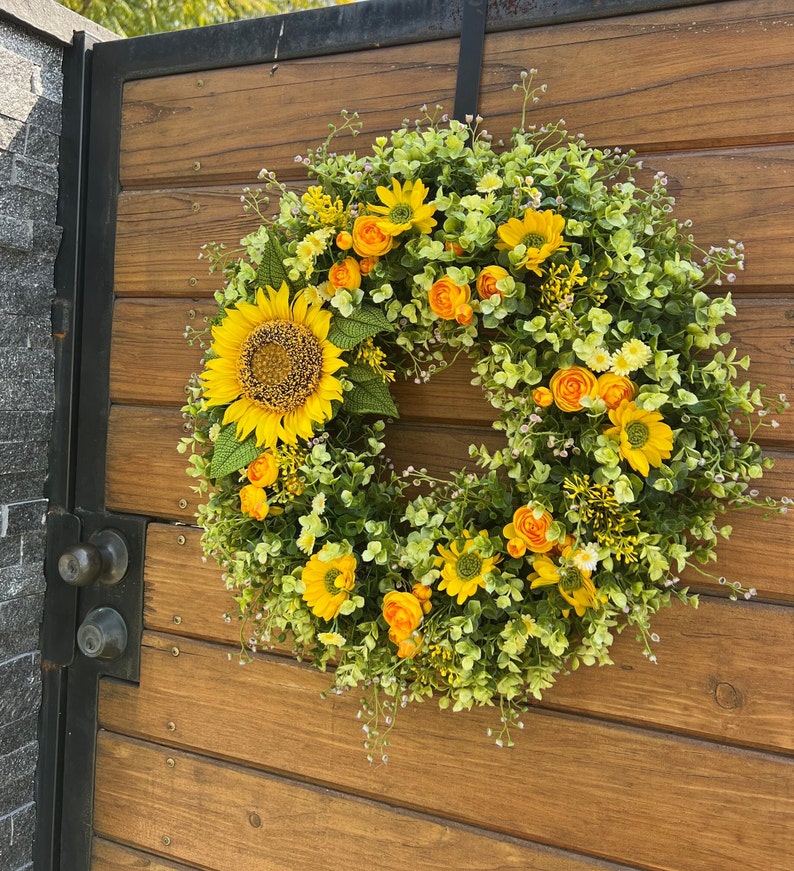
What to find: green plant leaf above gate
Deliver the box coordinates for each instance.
[328,304,393,349]
[209,424,261,478]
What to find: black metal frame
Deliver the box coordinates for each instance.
[37,0,729,868]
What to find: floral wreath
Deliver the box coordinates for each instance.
[182,73,787,758]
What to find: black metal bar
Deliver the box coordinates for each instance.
[453,0,488,123]
[35,30,97,871]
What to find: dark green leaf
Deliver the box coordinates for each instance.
[345,378,399,418]
[254,235,305,292]
[327,304,393,350]
[209,423,262,479]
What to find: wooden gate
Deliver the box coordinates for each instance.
[54,1,793,868]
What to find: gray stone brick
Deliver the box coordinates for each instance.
[0,536,21,569]
[0,183,59,226]
[10,154,58,196]
[2,501,47,537]
[0,114,26,151]
[6,348,54,379]
[0,802,36,870]
[0,472,47,504]
[0,20,63,102]
[0,653,40,726]
[20,531,46,564]
[0,743,37,819]
[0,315,53,351]
[24,97,59,136]
[0,715,37,757]
[24,123,58,165]
[0,595,43,659]
[0,563,46,600]
[0,442,50,475]
[0,412,52,442]
[0,380,54,413]
[0,216,33,253]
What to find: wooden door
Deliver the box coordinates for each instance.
[67,1,794,868]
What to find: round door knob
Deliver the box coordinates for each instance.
[57,529,129,586]
[58,543,102,586]
[77,607,128,660]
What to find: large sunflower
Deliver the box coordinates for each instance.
[604,399,674,477]
[368,178,437,236]
[495,209,569,275]
[201,283,346,448]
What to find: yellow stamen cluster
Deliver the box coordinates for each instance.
[538,260,588,311]
[269,445,308,503]
[302,185,347,229]
[355,337,396,383]
[426,642,455,678]
[562,474,640,562]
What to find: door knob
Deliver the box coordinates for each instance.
[57,528,129,586]
[77,607,128,660]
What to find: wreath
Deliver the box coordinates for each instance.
[182,73,786,758]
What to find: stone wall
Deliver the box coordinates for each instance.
[0,3,112,869]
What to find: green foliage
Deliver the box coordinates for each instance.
[62,0,354,37]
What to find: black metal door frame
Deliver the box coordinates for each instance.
[35,1,722,868]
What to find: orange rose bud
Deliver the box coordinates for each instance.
[597,372,637,410]
[328,256,362,292]
[549,366,598,412]
[455,302,473,326]
[359,256,378,276]
[428,275,471,321]
[506,537,527,559]
[396,631,423,659]
[246,452,278,488]
[383,590,423,643]
[411,583,433,614]
[335,231,353,250]
[476,265,509,300]
[445,240,464,257]
[239,484,269,521]
[503,506,554,553]
[532,386,553,408]
[352,215,394,258]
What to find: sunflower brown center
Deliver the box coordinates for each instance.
[238,320,323,412]
[456,551,482,581]
[521,232,547,250]
[625,420,650,448]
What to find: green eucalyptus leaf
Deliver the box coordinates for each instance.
[209,423,261,479]
[328,304,393,350]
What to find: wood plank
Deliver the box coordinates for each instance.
[131,559,794,752]
[93,731,638,871]
[119,41,458,189]
[92,838,198,871]
[109,296,794,447]
[113,145,794,296]
[479,0,794,155]
[98,637,794,871]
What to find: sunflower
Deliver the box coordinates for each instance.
[200,283,346,448]
[435,531,501,605]
[301,546,357,621]
[604,399,674,476]
[495,209,569,275]
[368,178,437,236]
[529,551,600,617]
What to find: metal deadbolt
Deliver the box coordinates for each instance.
[77,607,128,660]
[58,528,129,586]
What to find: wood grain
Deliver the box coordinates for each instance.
[479,0,794,154]
[92,838,197,871]
[136,536,794,752]
[119,41,459,189]
[98,637,794,871]
[94,730,641,871]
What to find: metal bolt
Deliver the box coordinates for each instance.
[178,498,188,509]
[166,757,175,768]
[171,646,180,657]
[196,78,204,88]
[187,309,196,319]
[192,160,201,171]
[248,812,262,828]
[173,615,182,625]
[191,201,201,212]
[162,835,171,846]
[176,534,186,545]
[188,276,198,286]
[167,721,176,731]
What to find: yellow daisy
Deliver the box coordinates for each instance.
[495,209,570,275]
[529,550,600,617]
[200,282,346,448]
[368,178,437,236]
[301,546,357,621]
[604,399,674,476]
[435,531,501,605]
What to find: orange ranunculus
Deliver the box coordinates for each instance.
[506,537,527,559]
[532,386,553,408]
[382,590,423,643]
[239,484,269,521]
[428,276,471,321]
[352,215,394,258]
[335,231,353,250]
[359,256,378,276]
[456,303,473,326]
[246,452,278,488]
[549,366,598,412]
[445,240,464,257]
[396,631,423,659]
[503,506,554,554]
[597,372,637,410]
[328,257,362,292]
[411,583,433,614]
[476,265,509,300]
